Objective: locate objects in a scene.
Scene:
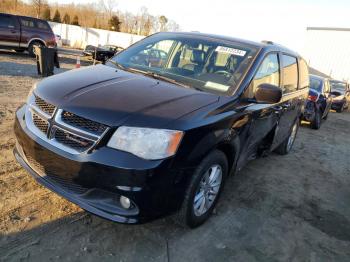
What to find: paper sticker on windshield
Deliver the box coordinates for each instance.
[215,46,246,56]
[204,81,230,92]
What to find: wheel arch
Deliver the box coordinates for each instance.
[28,38,47,48]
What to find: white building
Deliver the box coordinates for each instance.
[305,27,350,81]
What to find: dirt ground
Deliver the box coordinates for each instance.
[0,50,350,262]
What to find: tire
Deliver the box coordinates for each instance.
[174,150,228,228]
[336,103,344,113]
[323,109,329,120]
[28,41,44,57]
[311,109,321,129]
[275,120,299,155]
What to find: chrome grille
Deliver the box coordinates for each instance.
[61,111,108,135]
[34,95,56,116]
[27,96,108,154]
[53,128,94,152]
[32,113,49,134]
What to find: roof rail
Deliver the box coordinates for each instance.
[261,40,274,45]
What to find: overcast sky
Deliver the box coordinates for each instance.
[47,0,350,54]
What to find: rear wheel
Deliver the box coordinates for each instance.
[28,41,44,57]
[323,109,329,120]
[174,150,228,228]
[275,120,299,155]
[311,109,321,129]
[336,103,344,113]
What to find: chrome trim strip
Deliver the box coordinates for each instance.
[51,125,96,142]
[47,126,96,155]
[29,104,51,120]
[25,107,49,141]
[25,99,109,155]
[0,41,20,47]
[54,109,101,140]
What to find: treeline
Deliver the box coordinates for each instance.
[0,0,180,35]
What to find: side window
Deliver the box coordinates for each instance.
[20,19,35,28]
[243,53,280,98]
[299,58,309,89]
[36,21,49,30]
[0,15,15,28]
[282,55,298,94]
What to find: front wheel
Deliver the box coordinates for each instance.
[28,41,44,57]
[275,120,299,155]
[174,150,228,228]
[336,103,345,113]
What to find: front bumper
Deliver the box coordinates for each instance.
[14,105,187,223]
[331,100,344,110]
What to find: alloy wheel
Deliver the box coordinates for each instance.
[287,122,298,151]
[193,164,222,217]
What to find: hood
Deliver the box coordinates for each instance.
[35,65,219,128]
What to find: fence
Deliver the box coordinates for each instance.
[49,22,145,49]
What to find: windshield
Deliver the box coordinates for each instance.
[109,33,259,95]
[330,81,346,94]
[309,77,323,92]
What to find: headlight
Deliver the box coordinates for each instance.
[26,83,37,103]
[107,126,184,160]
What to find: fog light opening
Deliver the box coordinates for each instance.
[120,196,131,209]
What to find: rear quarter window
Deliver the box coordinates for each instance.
[36,21,50,30]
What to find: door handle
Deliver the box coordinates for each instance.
[273,106,282,114]
[10,30,16,34]
[282,103,291,109]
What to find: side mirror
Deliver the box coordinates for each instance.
[255,83,282,104]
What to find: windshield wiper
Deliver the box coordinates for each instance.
[108,61,198,90]
[143,71,192,89]
[108,60,127,70]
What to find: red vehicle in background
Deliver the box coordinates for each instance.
[0,13,56,56]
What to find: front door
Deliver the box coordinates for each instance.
[0,14,20,48]
[238,52,282,164]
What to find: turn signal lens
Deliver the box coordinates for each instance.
[308,95,318,102]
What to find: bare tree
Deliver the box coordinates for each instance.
[31,0,46,18]
[159,15,168,32]
[100,0,118,19]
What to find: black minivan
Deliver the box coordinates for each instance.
[14,32,309,228]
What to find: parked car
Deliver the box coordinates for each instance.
[302,74,332,129]
[83,44,124,63]
[14,32,309,228]
[330,80,350,113]
[0,13,56,56]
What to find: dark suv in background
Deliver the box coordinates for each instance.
[0,13,56,56]
[14,32,309,228]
